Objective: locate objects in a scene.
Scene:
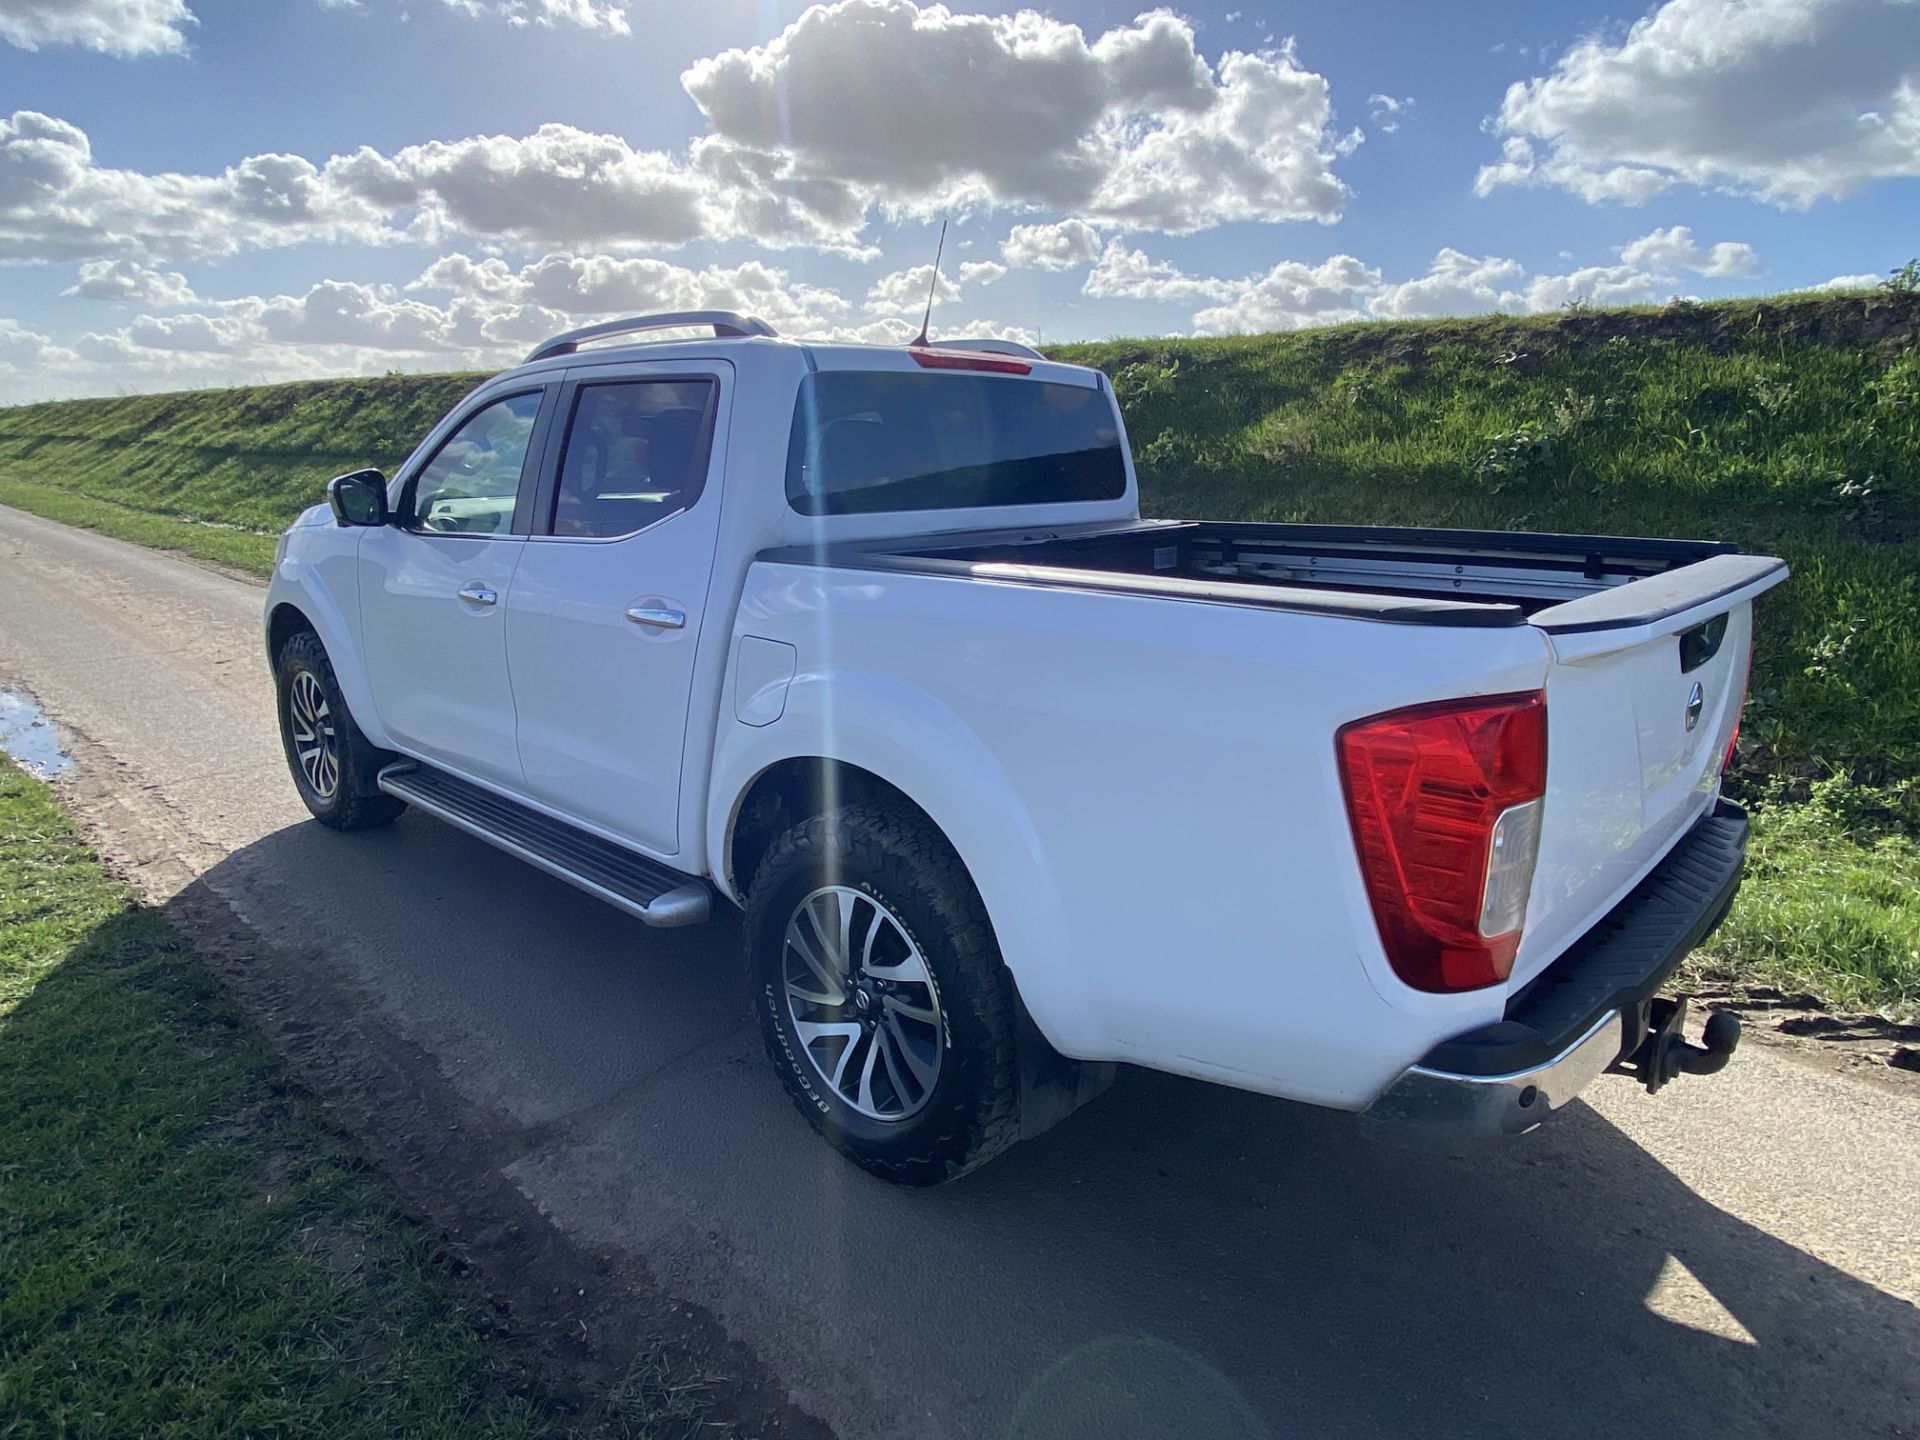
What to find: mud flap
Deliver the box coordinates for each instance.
[1014,994,1118,1143]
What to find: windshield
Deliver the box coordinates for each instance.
[785,370,1127,516]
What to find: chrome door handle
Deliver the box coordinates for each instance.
[458,583,497,606]
[625,606,686,630]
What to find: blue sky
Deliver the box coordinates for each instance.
[0,0,1915,400]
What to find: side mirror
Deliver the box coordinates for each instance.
[327,469,389,527]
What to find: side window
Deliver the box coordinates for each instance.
[549,379,715,539]
[407,391,543,536]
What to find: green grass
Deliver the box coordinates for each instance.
[1693,776,1920,1015]
[1,287,1915,1014]
[0,477,279,574]
[0,370,483,577]
[0,759,553,1438]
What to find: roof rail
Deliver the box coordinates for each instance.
[927,337,1045,361]
[525,311,778,364]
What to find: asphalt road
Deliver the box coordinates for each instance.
[3,503,1916,1440]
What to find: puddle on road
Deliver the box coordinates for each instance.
[0,687,73,777]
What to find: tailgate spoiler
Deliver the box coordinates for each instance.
[1532,553,1788,663]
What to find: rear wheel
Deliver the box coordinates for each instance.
[274,629,405,831]
[746,803,1020,1185]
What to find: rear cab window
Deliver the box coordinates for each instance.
[785,370,1127,516]
[548,378,716,539]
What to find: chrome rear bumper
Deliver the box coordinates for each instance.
[1356,1010,1624,1149]
[1356,800,1751,1150]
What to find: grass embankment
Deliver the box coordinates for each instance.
[0,372,481,574]
[0,289,1913,1013]
[0,759,552,1436]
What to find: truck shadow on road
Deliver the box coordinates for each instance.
[156,813,1920,1440]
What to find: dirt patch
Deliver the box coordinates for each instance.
[1694,986,1920,1098]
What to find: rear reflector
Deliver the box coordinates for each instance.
[1337,691,1548,993]
[906,346,1033,375]
[1723,649,1753,773]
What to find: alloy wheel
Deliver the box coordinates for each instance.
[288,669,340,800]
[783,885,943,1121]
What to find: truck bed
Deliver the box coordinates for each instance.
[761,520,1781,633]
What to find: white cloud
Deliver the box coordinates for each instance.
[326,0,631,30]
[1812,271,1884,290]
[1368,248,1524,318]
[408,251,851,331]
[0,316,72,365]
[1083,239,1237,303]
[0,110,389,263]
[63,258,197,304]
[1001,218,1103,270]
[866,262,966,312]
[0,0,194,56]
[1189,255,1382,333]
[958,260,1006,286]
[439,0,630,32]
[1511,263,1667,311]
[1,8,1356,276]
[1081,231,1765,333]
[331,124,717,248]
[1618,225,1763,277]
[682,0,1353,233]
[0,110,872,265]
[122,309,245,353]
[1367,93,1412,134]
[1478,0,1920,207]
[524,0,628,30]
[11,251,1055,400]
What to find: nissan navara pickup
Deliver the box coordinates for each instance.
[265,310,1787,1185]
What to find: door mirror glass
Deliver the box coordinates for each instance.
[328,468,389,527]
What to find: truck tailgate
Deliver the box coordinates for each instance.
[1511,553,1787,988]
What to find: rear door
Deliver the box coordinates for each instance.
[358,385,554,788]
[503,360,730,858]
[1513,557,1786,984]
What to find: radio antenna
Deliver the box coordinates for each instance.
[910,220,947,348]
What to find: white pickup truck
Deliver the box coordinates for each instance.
[266,310,1786,1184]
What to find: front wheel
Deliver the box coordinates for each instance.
[746,803,1020,1186]
[274,629,405,831]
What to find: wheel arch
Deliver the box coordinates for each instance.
[266,601,315,665]
[722,747,1115,1144]
[708,670,1092,1053]
[262,591,391,750]
[726,756,943,903]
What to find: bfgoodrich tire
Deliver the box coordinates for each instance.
[273,629,405,831]
[746,802,1020,1186]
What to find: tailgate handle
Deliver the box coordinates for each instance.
[1678,612,1728,673]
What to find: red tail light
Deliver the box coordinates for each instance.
[1337,691,1548,993]
[907,346,1032,375]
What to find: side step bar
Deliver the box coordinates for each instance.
[377,762,712,927]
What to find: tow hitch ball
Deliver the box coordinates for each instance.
[1614,996,1742,1095]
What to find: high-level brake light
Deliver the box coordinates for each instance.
[906,346,1033,375]
[1337,691,1549,993]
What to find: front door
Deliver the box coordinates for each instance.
[358,386,550,788]
[505,364,730,856]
